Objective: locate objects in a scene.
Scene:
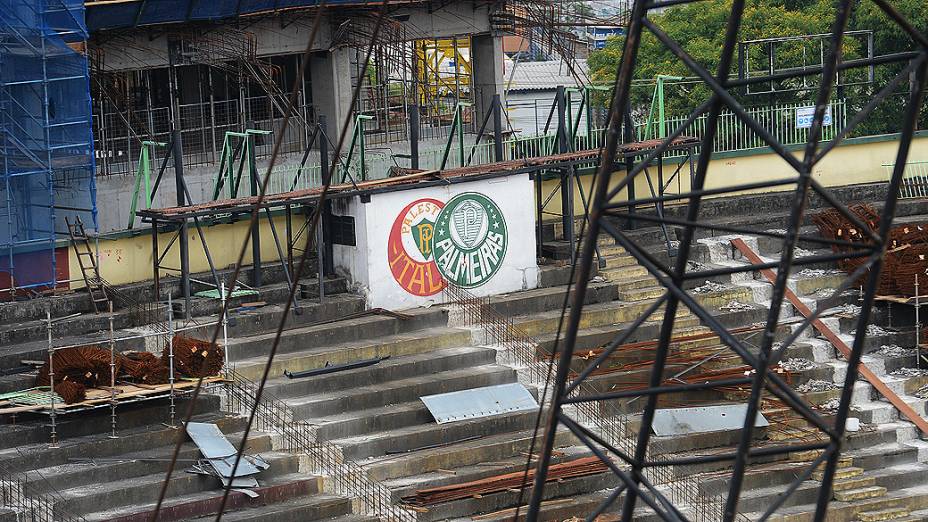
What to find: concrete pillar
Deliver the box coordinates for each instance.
[310,47,354,136]
[471,33,505,132]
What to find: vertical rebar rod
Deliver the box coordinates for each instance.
[917,274,921,370]
[221,282,230,376]
[109,301,117,439]
[167,292,176,427]
[46,309,57,447]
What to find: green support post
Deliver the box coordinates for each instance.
[210,128,271,201]
[643,74,683,140]
[439,102,471,170]
[341,114,374,183]
[127,140,167,229]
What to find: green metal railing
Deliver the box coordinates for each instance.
[650,99,848,157]
[208,99,849,198]
[889,160,928,199]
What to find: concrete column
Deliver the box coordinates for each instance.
[310,47,354,136]
[471,33,505,132]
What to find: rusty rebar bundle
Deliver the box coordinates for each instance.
[169,335,224,378]
[53,380,87,404]
[36,346,120,390]
[812,203,928,296]
[121,351,169,384]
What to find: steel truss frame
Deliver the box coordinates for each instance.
[528,1,928,521]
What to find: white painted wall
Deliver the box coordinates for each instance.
[332,173,539,310]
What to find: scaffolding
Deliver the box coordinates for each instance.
[0,0,97,296]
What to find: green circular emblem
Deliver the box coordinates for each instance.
[433,192,508,288]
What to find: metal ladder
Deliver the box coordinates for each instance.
[65,216,109,313]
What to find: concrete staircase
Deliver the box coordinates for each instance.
[227,289,618,521]
[688,231,928,521]
[0,396,365,521]
[0,267,371,521]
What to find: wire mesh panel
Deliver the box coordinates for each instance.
[528,1,928,521]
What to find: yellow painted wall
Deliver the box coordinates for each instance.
[71,134,928,288]
[541,134,928,218]
[68,214,297,289]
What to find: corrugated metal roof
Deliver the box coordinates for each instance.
[504,59,589,92]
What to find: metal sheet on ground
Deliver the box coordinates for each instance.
[420,383,539,424]
[652,404,769,436]
[186,422,260,477]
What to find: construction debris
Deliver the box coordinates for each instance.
[400,456,608,507]
[873,345,917,358]
[819,398,842,413]
[692,280,727,294]
[186,422,267,491]
[284,356,390,379]
[796,268,841,278]
[720,300,755,312]
[891,367,928,378]
[833,303,862,316]
[780,358,816,372]
[797,380,839,393]
[851,325,890,336]
[915,384,928,399]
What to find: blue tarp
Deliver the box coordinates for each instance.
[1,0,97,292]
[86,0,371,31]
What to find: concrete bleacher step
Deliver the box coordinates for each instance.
[512,297,692,338]
[232,326,473,381]
[600,253,640,270]
[617,285,666,302]
[737,467,928,521]
[223,306,447,362]
[57,450,301,517]
[23,429,272,493]
[363,428,576,483]
[0,275,349,359]
[454,488,670,522]
[857,506,913,521]
[82,473,322,522]
[539,318,703,357]
[486,281,619,318]
[833,485,888,502]
[263,345,497,400]
[285,363,515,421]
[381,444,593,503]
[812,466,864,482]
[188,494,363,522]
[412,471,617,522]
[0,401,224,468]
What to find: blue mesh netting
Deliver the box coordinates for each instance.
[86,0,342,31]
[0,0,97,293]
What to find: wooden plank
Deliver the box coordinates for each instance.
[0,376,225,415]
[730,238,928,435]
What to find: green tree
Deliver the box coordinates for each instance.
[587,0,925,134]
[588,0,833,114]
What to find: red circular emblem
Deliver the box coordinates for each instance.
[388,198,447,296]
